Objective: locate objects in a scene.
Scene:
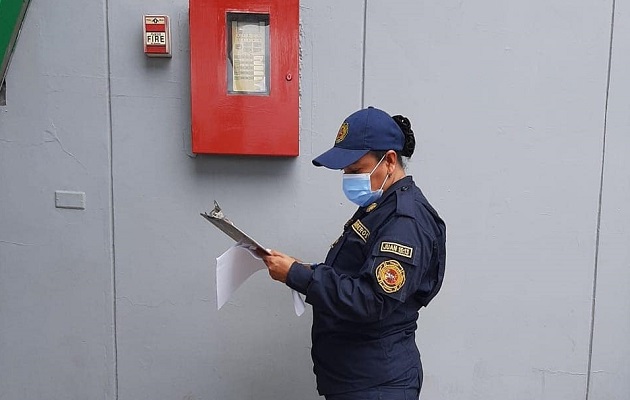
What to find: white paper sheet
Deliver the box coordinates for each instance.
[216,242,306,316]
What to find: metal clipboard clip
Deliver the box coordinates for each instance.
[200,201,271,256]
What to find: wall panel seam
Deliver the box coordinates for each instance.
[360,0,367,108]
[104,0,119,398]
[585,0,616,398]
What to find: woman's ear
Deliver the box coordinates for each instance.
[386,150,397,173]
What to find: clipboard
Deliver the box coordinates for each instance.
[201,201,271,256]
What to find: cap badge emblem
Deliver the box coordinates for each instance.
[335,122,349,144]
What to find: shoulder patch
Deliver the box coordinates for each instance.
[375,260,406,293]
[351,219,370,243]
[380,241,413,259]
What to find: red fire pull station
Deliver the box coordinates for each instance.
[143,15,171,57]
[189,0,299,156]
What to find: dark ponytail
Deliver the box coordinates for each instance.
[392,114,416,158]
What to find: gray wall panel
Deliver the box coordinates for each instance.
[365,1,612,398]
[0,0,115,399]
[108,1,364,399]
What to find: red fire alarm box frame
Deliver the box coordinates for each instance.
[189,0,299,156]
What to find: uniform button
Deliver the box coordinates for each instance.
[401,186,409,191]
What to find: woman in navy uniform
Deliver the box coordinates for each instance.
[263,107,446,400]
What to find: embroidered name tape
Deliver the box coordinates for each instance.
[380,241,413,259]
[351,219,370,242]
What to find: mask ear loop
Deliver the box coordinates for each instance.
[369,154,387,175]
[378,172,390,191]
[374,153,392,192]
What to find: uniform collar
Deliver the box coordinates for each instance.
[385,175,413,196]
[360,175,413,210]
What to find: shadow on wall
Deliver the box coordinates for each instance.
[191,153,299,181]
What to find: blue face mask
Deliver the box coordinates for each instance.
[342,156,390,207]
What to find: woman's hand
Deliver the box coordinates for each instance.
[262,250,297,283]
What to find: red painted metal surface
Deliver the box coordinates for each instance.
[190,0,299,156]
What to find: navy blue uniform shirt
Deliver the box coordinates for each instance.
[286,176,446,396]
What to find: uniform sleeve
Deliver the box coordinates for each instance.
[286,216,434,322]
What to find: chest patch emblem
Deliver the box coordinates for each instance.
[351,219,370,243]
[375,260,406,293]
[380,241,413,259]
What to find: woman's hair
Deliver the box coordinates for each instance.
[371,114,416,168]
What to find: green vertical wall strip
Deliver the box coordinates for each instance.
[0,0,30,83]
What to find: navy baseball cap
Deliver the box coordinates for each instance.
[312,106,405,169]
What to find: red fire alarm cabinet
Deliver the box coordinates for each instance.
[189,0,299,156]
